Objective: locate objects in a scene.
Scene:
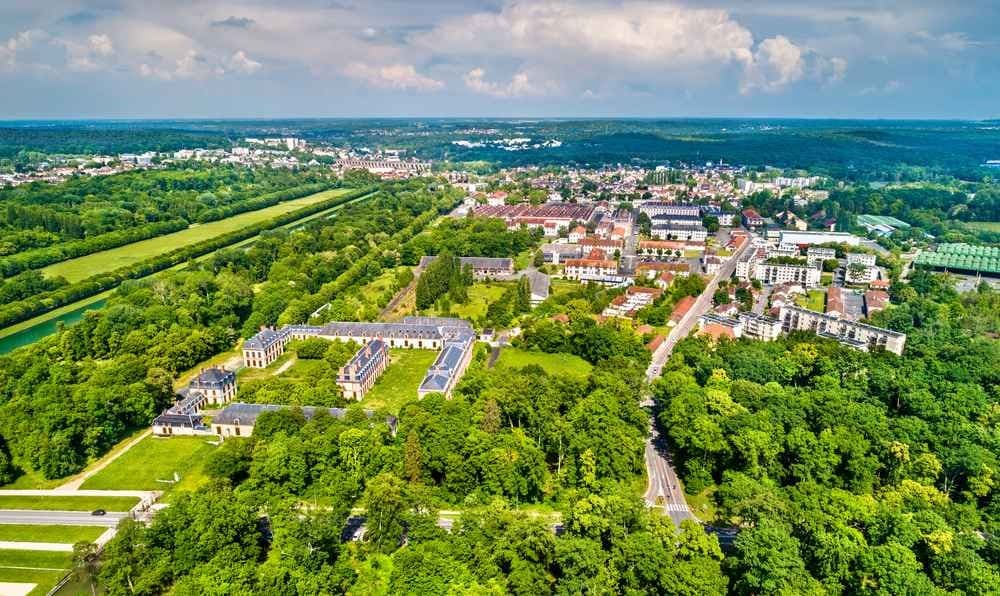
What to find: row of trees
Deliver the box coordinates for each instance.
[415,253,473,310]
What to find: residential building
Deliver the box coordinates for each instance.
[637,240,690,257]
[541,243,584,264]
[188,367,238,406]
[637,262,690,279]
[650,214,703,227]
[702,254,724,275]
[846,253,877,267]
[669,296,697,326]
[779,230,862,247]
[418,256,515,278]
[778,305,906,355]
[774,210,808,231]
[806,247,836,268]
[698,313,742,340]
[826,287,845,318]
[569,225,587,243]
[651,224,708,242]
[564,257,619,282]
[524,270,551,305]
[602,286,663,318]
[738,312,783,341]
[742,208,764,229]
[579,237,624,252]
[337,339,390,400]
[638,203,700,218]
[242,327,291,368]
[751,262,821,286]
[767,244,801,259]
[864,290,890,316]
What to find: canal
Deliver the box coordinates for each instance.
[0,298,107,355]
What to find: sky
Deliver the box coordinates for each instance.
[0,0,998,120]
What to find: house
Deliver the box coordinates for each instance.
[419,256,515,278]
[702,254,724,275]
[654,271,675,289]
[243,327,291,368]
[669,296,697,326]
[541,243,584,264]
[569,225,587,243]
[870,279,890,291]
[826,287,845,318]
[188,367,238,406]
[714,302,740,317]
[337,339,390,400]
[579,237,623,252]
[637,262,691,279]
[602,286,663,318]
[564,258,619,282]
[864,290,890,316]
[698,313,742,340]
[212,403,397,439]
[742,208,764,229]
[774,210,808,231]
[524,270,550,305]
[487,191,508,206]
[778,305,906,355]
[646,335,667,352]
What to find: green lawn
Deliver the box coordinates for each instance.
[363,349,439,414]
[795,289,826,312]
[820,272,834,285]
[427,282,511,321]
[0,496,138,511]
[965,221,1000,232]
[80,436,217,492]
[0,567,67,596]
[495,348,593,379]
[0,525,104,544]
[549,278,580,296]
[0,549,73,570]
[42,188,351,283]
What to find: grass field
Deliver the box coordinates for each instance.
[821,272,834,285]
[796,289,826,312]
[550,278,581,297]
[0,567,67,596]
[685,485,718,523]
[965,221,1000,232]
[0,550,73,570]
[0,526,104,544]
[363,349,438,414]
[0,495,138,511]
[42,188,351,283]
[428,283,511,321]
[80,436,217,492]
[495,348,593,379]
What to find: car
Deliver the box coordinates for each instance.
[91,509,106,516]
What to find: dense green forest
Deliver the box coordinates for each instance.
[0,179,456,478]
[656,274,1000,593]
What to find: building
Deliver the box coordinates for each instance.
[417,337,475,398]
[700,205,735,227]
[638,203,701,218]
[826,287,845,318]
[541,243,584,264]
[602,286,663,318]
[245,316,476,399]
[778,305,906,355]
[212,403,397,439]
[418,256,515,278]
[243,327,291,368]
[779,230,862,247]
[702,254,724,275]
[188,367,238,406]
[753,262,821,286]
[473,202,599,233]
[806,247,836,268]
[579,237,624,252]
[524,270,551,305]
[738,312,783,341]
[650,214,703,227]
[698,313,742,340]
[742,208,764,229]
[651,224,708,242]
[637,240,688,257]
[669,296,697,326]
[864,290,890,316]
[569,225,587,243]
[564,257,620,282]
[337,339,390,400]
[847,253,877,267]
[767,244,802,259]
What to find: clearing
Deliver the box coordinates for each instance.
[0,495,139,512]
[494,348,593,379]
[42,188,351,283]
[363,349,439,414]
[79,436,217,492]
[427,282,511,321]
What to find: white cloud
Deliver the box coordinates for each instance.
[343,62,443,91]
[0,29,50,71]
[88,34,114,57]
[740,35,805,94]
[858,79,902,96]
[227,50,261,74]
[463,67,551,98]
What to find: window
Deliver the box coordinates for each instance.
[235,427,241,436]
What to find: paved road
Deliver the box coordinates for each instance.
[641,233,755,526]
[0,510,128,527]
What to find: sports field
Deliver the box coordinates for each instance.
[80,436,217,492]
[42,188,350,283]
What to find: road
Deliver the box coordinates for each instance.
[0,510,128,527]
[641,233,755,526]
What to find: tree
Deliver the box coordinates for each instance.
[404,431,422,483]
[364,472,409,553]
[0,435,17,485]
[72,541,101,596]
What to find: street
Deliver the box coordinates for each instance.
[0,510,127,527]
[641,233,754,525]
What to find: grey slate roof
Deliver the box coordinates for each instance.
[190,367,235,390]
[419,256,514,271]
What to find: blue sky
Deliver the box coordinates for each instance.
[0,0,998,119]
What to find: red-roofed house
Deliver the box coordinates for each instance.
[669,296,697,326]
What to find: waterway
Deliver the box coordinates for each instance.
[0,298,107,355]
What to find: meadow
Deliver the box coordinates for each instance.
[41,188,351,283]
[0,525,105,544]
[494,347,593,379]
[0,495,139,511]
[79,436,217,492]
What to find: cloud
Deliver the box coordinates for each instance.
[740,35,806,94]
[227,50,262,74]
[210,16,256,29]
[343,62,443,91]
[0,29,50,71]
[463,67,551,98]
[858,79,902,96]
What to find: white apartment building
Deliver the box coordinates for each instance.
[753,263,821,286]
[806,247,836,267]
[778,305,906,355]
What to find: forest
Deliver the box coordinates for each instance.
[0,179,456,479]
[655,272,1000,593]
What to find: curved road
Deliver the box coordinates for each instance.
[642,235,754,526]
